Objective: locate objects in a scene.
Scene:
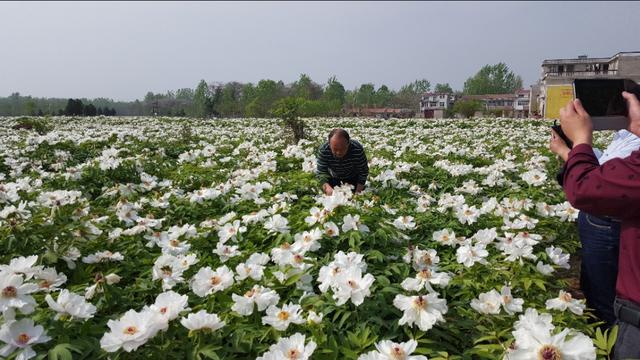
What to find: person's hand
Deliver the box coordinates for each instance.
[623,91,640,137]
[549,128,570,162]
[559,99,593,146]
[323,183,333,196]
[355,183,365,194]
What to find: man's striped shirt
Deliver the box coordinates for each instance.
[316,139,369,185]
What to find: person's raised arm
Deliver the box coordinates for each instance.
[559,93,640,219]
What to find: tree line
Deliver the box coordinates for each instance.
[0,63,523,118]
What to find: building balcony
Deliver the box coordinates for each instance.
[543,69,619,79]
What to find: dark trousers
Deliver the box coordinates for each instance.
[578,212,621,328]
[614,298,640,359]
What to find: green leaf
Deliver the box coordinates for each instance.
[606,325,619,354]
[48,344,73,360]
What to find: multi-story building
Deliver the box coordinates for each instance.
[459,90,530,118]
[514,89,530,118]
[419,93,455,119]
[537,51,640,118]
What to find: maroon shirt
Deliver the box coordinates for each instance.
[563,143,640,304]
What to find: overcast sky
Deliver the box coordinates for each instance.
[1,1,639,101]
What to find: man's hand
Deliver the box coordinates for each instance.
[322,183,333,196]
[355,183,365,194]
[624,91,640,137]
[549,128,570,162]
[559,99,593,146]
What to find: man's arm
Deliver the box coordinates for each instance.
[356,147,369,188]
[316,145,331,185]
[563,143,640,219]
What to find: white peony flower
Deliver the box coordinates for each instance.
[0,273,38,315]
[256,332,317,360]
[148,291,189,321]
[342,214,369,233]
[323,221,340,237]
[456,241,489,267]
[521,169,547,186]
[100,309,167,352]
[332,267,375,306]
[545,290,586,315]
[505,308,595,360]
[0,318,51,360]
[180,310,225,332]
[264,214,290,234]
[152,255,186,290]
[231,285,280,316]
[0,255,41,279]
[545,246,570,270]
[217,220,247,243]
[45,289,97,320]
[470,289,503,314]
[393,293,447,331]
[262,303,305,331]
[191,265,234,297]
[401,268,451,293]
[393,216,416,231]
[213,242,241,263]
[363,339,428,360]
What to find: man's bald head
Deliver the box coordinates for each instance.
[328,128,350,158]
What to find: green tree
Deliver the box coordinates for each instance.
[292,74,323,100]
[392,79,431,109]
[245,79,282,117]
[463,63,523,95]
[355,83,376,108]
[24,100,36,116]
[374,85,394,107]
[83,104,97,116]
[452,99,483,118]
[193,80,212,118]
[64,99,84,116]
[272,97,306,143]
[322,76,346,105]
[434,83,454,93]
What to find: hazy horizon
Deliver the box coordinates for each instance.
[1,1,639,101]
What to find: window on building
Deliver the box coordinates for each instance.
[439,102,445,107]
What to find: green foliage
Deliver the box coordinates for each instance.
[463,63,523,95]
[193,80,213,118]
[434,83,454,94]
[272,97,306,143]
[14,116,53,134]
[452,99,483,118]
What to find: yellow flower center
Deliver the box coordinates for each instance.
[560,292,573,302]
[123,326,139,335]
[2,286,17,298]
[16,333,30,345]
[287,349,301,359]
[161,266,173,276]
[413,296,428,310]
[391,346,406,360]
[277,311,290,321]
[418,269,432,279]
[538,344,562,360]
[210,276,221,286]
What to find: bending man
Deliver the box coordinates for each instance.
[316,128,369,195]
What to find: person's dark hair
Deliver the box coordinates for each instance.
[328,128,350,142]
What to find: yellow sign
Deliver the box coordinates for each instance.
[544,85,574,119]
